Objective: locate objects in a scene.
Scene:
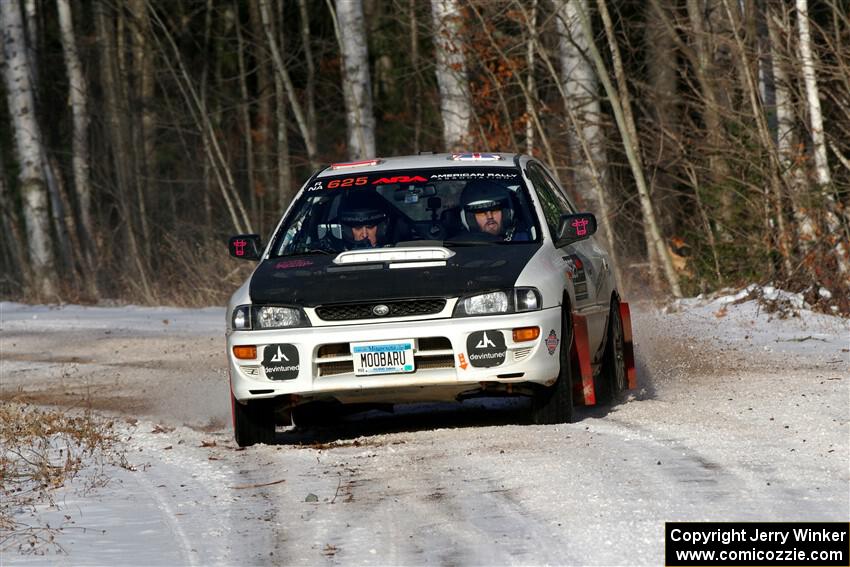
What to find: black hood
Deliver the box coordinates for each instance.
[249,243,541,306]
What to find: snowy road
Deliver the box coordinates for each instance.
[1,296,848,565]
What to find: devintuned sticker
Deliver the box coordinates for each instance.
[466,330,506,368]
[545,330,559,355]
[262,344,300,380]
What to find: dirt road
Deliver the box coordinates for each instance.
[1,299,847,565]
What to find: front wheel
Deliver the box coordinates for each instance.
[530,311,574,424]
[596,301,627,405]
[232,394,276,447]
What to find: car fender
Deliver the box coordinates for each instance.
[514,241,577,312]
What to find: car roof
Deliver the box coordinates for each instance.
[316,153,528,178]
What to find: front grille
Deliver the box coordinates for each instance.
[315,336,454,377]
[315,299,446,321]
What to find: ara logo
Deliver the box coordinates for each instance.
[545,329,559,355]
[372,175,427,185]
[466,330,506,368]
[262,344,299,380]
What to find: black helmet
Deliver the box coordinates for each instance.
[460,180,513,233]
[337,191,389,246]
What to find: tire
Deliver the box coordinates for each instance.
[597,300,627,405]
[232,393,276,447]
[530,310,574,424]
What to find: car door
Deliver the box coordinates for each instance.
[525,162,611,355]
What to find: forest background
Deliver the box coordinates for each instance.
[1,0,848,313]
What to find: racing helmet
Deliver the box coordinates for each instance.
[337,190,389,247]
[459,180,514,233]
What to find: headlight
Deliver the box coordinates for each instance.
[454,288,541,317]
[230,305,310,330]
[462,291,509,315]
[255,306,305,329]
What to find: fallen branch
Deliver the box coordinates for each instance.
[230,478,286,490]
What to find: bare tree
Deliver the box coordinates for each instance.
[525,0,538,154]
[555,0,606,211]
[259,0,318,168]
[56,0,97,280]
[767,4,813,248]
[334,0,377,159]
[796,0,850,274]
[234,1,258,223]
[431,0,472,151]
[297,0,318,153]
[1,0,57,298]
[248,0,274,208]
[581,0,682,297]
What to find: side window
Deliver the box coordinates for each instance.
[540,168,577,214]
[525,164,562,238]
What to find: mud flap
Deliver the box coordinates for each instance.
[228,367,237,431]
[570,312,596,406]
[619,302,637,389]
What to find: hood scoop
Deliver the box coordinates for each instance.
[332,246,455,268]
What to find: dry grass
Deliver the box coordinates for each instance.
[0,402,129,554]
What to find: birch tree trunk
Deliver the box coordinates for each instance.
[56,0,89,223]
[556,0,606,211]
[550,0,622,288]
[796,0,850,275]
[768,4,816,250]
[334,0,376,159]
[56,0,96,267]
[431,0,472,152]
[1,0,57,298]
[796,0,830,186]
[525,0,537,154]
[23,0,39,88]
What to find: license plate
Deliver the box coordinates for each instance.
[351,340,415,376]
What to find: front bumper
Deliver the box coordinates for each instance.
[227,306,563,404]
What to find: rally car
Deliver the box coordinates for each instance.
[226,153,635,446]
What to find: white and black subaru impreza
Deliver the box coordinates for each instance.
[226,153,635,446]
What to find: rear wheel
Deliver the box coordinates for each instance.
[530,311,574,424]
[597,300,626,405]
[232,394,276,447]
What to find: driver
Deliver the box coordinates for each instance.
[459,180,527,241]
[338,191,389,249]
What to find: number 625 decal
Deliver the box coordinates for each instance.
[327,176,368,189]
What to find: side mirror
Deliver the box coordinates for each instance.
[556,213,597,247]
[228,234,263,260]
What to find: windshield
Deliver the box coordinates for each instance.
[269,167,540,257]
